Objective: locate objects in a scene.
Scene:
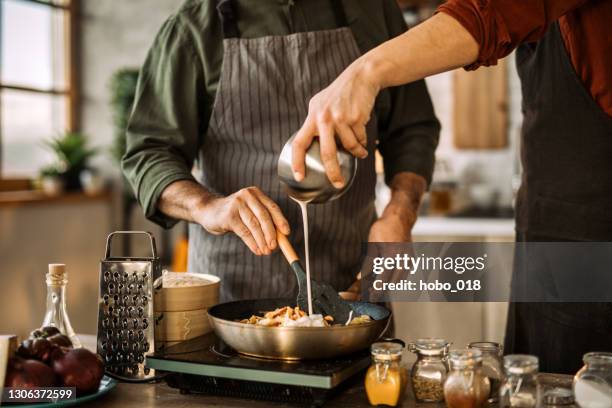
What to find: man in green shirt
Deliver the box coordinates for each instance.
[122,0,440,301]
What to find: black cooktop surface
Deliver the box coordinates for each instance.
[146,332,370,389]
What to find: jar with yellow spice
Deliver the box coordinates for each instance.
[365,341,408,406]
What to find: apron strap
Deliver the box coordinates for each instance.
[216,0,240,39]
[217,0,348,38]
[330,0,348,28]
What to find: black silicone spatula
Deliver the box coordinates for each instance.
[276,231,354,323]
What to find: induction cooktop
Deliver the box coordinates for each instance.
[145,333,370,405]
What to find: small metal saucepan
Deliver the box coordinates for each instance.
[277,133,357,203]
[207,298,391,360]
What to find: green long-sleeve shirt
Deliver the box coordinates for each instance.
[122,0,440,228]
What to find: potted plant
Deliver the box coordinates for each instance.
[79,168,105,196]
[109,69,139,168]
[39,166,65,196]
[45,132,98,191]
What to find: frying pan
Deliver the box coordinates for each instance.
[207,298,391,360]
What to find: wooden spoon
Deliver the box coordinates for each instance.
[276,231,354,323]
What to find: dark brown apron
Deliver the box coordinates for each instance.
[506,22,612,374]
[188,0,378,301]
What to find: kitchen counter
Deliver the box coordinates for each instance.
[412,216,515,239]
[87,373,574,408]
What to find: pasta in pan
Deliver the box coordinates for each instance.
[238,306,372,327]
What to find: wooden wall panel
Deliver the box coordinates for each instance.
[453,61,508,149]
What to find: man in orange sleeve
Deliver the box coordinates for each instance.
[292,0,612,373]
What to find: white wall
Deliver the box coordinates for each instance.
[80,0,180,175]
[423,56,522,209]
[79,0,182,259]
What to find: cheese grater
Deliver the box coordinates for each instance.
[97,231,160,380]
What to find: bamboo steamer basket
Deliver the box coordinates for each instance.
[154,273,220,343]
[154,273,220,312]
[154,309,212,342]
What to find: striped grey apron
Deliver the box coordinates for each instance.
[189,0,378,301]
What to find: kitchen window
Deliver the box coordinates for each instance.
[0,0,79,179]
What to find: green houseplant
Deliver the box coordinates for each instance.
[40,165,62,178]
[110,69,139,167]
[44,132,98,191]
[39,165,65,196]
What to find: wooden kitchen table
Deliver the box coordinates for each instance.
[86,373,574,408]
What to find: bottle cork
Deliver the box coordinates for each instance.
[48,263,65,276]
[47,263,67,285]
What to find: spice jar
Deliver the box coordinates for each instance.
[573,352,612,408]
[468,341,504,402]
[409,338,450,402]
[444,349,491,408]
[542,387,575,406]
[365,341,408,407]
[500,354,539,408]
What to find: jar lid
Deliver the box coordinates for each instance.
[583,352,612,366]
[468,341,503,356]
[410,338,450,356]
[371,342,403,361]
[504,354,539,375]
[449,349,483,368]
[543,387,574,405]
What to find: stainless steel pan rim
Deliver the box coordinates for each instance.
[207,298,391,360]
[208,315,382,331]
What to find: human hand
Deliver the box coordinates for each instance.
[340,272,362,301]
[291,10,480,187]
[369,172,426,242]
[193,187,290,256]
[355,215,414,304]
[291,58,381,187]
[368,212,415,243]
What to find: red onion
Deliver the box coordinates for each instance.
[47,334,72,348]
[5,357,56,388]
[51,348,104,395]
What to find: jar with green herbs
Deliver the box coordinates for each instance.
[444,349,491,408]
[409,338,450,402]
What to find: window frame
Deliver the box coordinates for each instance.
[0,0,80,180]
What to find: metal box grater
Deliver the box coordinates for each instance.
[97,231,160,380]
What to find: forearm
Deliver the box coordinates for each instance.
[158,180,218,223]
[360,12,479,90]
[381,172,427,227]
[159,180,289,255]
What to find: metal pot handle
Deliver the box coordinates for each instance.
[104,231,158,259]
